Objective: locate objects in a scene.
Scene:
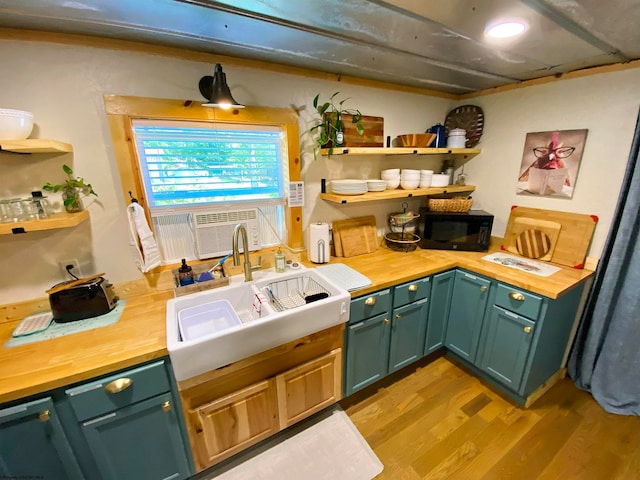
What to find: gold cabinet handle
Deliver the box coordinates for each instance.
[395,314,401,320]
[162,401,172,412]
[364,297,376,306]
[524,326,532,334]
[104,378,133,394]
[480,286,487,292]
[39,410,50,422]
[510,292,525,301]
[408,284,418,292]
[384,318,390,325]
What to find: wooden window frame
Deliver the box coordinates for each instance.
[104,94,303,249]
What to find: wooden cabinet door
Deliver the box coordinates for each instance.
[0,397,83,480]
[344,313,391,395]
[276,349,342,429]
[190,380,278,469]
[478,306,535,392]
[445,270,491,363]
[80,392,190,480]
[425,270,455,354]
[388,298,428,373]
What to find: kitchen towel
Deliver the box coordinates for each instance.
[127,202,161,273]
[204,406,383,480]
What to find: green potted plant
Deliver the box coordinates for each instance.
[43,164,98,213]
[310,92,364,157]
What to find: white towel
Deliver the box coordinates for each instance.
[127,202,161,273]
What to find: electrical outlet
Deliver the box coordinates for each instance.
[59,259,82,278]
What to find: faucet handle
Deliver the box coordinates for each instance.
[250,255,262,271]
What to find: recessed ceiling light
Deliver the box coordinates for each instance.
[486,21,527,39]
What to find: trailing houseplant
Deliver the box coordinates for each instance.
[310,92,364,157]
[43,164,98,213]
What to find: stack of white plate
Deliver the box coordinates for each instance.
[330,179,368,195]
[366,179,387,192]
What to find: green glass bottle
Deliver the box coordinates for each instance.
[335,112,344,147]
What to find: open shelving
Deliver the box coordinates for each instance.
[320,185,475,204]
[0,210,90,235]
[0,139,73,154]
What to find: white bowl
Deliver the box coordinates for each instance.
[400,179,420,190]
[401,169,420,175]
[400,173,420,179]
[420,169,434,175]
[431,173,450,187]
[419,177,432,188]
[384,178,400,190]
[381,168,400,175]
[0,109,34,140]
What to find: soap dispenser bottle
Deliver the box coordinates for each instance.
[178,258,195,286]
[275,247,286,273]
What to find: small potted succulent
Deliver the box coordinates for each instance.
[310,92,364,157]
[43,164,98,212]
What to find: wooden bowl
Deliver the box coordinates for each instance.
[394,133,437,148]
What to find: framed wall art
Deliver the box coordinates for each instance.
[517,129,588,198]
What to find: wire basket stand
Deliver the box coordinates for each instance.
[385,202,421,252]
[263,275,331,312]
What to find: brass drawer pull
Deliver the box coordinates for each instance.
[480,286,487,292]
[384,318,390,325]
[39,410,50,422]
[162,401,172,412]
[524,326,532,334]
[104,378,133,394]
[510,292,525,301]
[408,284,418,292]
[395,314,401,320]
[364,297,376,306]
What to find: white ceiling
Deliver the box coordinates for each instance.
[1,0,639,95]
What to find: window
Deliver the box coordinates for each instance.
[105,95,302,264]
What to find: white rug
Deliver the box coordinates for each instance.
[204,406,383,480]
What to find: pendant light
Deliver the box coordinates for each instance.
[199,64,245,109]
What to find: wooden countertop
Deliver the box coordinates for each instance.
[0,238,593,404]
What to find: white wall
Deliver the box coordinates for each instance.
[0,38,638,303]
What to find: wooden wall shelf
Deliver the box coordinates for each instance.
[320,147,480,158]
[320,185,475,204]
[0,210,89,235]
[0,139,73,154]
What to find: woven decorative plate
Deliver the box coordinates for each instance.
[444,105,484,148]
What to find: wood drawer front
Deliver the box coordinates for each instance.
[276,348,342,429]
[66,360,170,421]
[190,380,278,470]
[393,277,431,308]
[349,289,391,324]
[494,284,543,320]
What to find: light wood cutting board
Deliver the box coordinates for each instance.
[332,216,378,257]
[501,206,598,269]
[505,217,561,261]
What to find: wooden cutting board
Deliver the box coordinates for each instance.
[501,206,598,269]
[332,216,378,257]
[506,217,561,261]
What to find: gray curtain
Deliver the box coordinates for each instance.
[568,106,640,415]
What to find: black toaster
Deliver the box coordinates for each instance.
[49,277,118,323]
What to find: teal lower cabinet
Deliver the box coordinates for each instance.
[444,270,491,363]
[477,306,535,391]
[0,397,83,479]
[425,270,455,355]
[345,313,391,395]
[389,298,429,373]
[0,358,193,480]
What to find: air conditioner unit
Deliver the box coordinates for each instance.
[194,208,260,259]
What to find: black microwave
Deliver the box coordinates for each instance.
[417,208,494,251]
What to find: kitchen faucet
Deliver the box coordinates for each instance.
[232,223,253,282]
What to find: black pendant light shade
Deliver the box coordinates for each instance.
[199,64,244,109]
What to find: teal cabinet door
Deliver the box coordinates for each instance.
[0,397,83,480]
[445,270,491,363]
[425,270,455,354]
[478,306,535,391]
[80,392,190,480]
[389,298,429,373]
[344,313,391,395]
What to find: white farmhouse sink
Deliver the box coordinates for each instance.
[166,267,350,381]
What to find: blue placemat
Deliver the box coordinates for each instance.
[6,300,126,348]
[315,264,372,292]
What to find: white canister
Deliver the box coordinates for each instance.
[447,128,466,148]
[308,222,330,263]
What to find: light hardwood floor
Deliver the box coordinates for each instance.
[343,356,640,480]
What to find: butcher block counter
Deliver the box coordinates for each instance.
[0,238,594,404]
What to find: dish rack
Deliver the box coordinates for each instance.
[428,197,473,212]
[263,276,331,312]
